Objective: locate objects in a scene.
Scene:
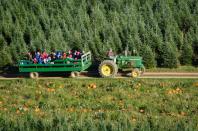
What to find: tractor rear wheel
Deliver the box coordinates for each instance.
[30,72,39,79]
[99,60,118,78]
[131,68,140,78]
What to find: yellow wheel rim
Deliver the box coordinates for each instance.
[101,64,113,76]
[132,71,138,78]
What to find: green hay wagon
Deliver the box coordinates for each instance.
[19,52,92,78]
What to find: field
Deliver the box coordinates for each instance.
[0,78,198,130]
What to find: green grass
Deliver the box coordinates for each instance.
[0,78,198,130]
[147,66,198,72]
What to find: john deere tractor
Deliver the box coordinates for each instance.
[98,54,145,78]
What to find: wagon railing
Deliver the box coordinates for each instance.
[81,51,91,66]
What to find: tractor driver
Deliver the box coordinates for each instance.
[107,48,114,59]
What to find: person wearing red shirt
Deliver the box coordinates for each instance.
[41,49,48,64]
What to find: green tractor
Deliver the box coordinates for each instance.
[98,51,145,78]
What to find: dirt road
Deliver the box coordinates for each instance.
[0,72,198,79]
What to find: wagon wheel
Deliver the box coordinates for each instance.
[30,72,39,79]
[70,71,80,78]
[75,72,80,77]
[99,60,118,78]
[131,68,140,78]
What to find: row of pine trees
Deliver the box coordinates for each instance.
[0,0,198,68]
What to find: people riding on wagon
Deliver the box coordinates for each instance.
[41,49,48,64]
[33,57,37,64]
[35,51,42,64]
[50,50,56,61]
[76,51,81,59]
[62,52,67,59]
[47,56,52,63]
[55,51,62,59]
[68,50,73,58]
[26,48,85,64]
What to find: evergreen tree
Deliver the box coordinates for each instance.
[139,44,156,68]
[180,36,193,65]
[0,47,12,67]
[158,42,178,68]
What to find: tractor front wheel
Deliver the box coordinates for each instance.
[99,60,118,78]
[131,68,140,78]
[30,72,39,79]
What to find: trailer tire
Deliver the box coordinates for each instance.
[70,72,75,78]
[75,71,80,77]
[99,60,118,78]
[30,72,39,79]
[70,71,80,78]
